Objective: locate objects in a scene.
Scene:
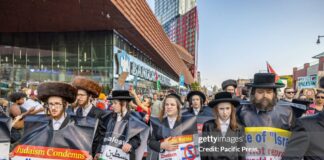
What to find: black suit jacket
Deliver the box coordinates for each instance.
[76,105,105,119]
[76,105,106,156]
[148,116,197,153]
[282,112,324,160]
[95,111,142,160]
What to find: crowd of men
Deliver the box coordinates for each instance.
[0,72,323,160]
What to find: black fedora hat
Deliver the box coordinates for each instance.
[208,92,240,108]
[108,90,133,100]
[222,79,237,90]
[165,93,183,105]
[246,73,284,88]
[291,99,311,118]
[186,91,206,103]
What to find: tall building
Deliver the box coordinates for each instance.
[155,0,198,80]
[0,0,194,97]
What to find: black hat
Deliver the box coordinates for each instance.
[319,77,324,88]
[37,82,78,103]
[208,92,240,108]
[165,93,183,104]
[292,99,312,107]
[9,92,27,103]
[186,91,206,103]
[246,73,284,88]
[291,99,311,118]
[108,90,133,100]
[222,79,237,90]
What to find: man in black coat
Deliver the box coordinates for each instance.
[72,76,106,119]
[237,73,295,159]
[222,79,238,96]
[282,77,324,160]
[237,73,295,130]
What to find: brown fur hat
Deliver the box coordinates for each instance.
[37,82,77,103]
[72,76,101,98]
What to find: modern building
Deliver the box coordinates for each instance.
[155,0,198,79]
[0,0,194,97]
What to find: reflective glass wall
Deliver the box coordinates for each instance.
[0,31,114,97]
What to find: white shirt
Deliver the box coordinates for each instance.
[52,115,66,130]
[82,104,92,117]
[73,107,79,114]
[219,119,230,137]
[193,108,200,116]
[22,99,44,114]
[167,116,177,129]
[117,109,128,122]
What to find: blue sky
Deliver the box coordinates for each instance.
[147,0,324,88]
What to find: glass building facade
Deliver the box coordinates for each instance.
[154,0,180,25]
[0,31,178,97]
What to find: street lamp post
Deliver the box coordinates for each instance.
[316,35,324,44]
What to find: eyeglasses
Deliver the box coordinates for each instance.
[316,96,324,99]
[48,103,63,108]
[285,92,295,94]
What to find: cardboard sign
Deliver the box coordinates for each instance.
[159,134,201,160]
[0,142,10,159]
[118,72,129,87]
[100,145,129,160]
[297,75,317,89]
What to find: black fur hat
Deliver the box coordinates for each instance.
[72,76,101,98]
[9,92,27,103]
[208,92,240,108]
[37,82,77,103]
[222,79,237,90]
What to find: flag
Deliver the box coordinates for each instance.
[266,61,280,82]
[157,80,161,91]
[155,70,161,91]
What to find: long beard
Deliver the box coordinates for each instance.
[253,97,276,111]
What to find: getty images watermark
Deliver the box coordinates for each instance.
[198,135,258,153]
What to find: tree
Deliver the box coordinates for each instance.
[190,82,201,91]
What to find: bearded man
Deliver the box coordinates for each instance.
[237,73,295,130]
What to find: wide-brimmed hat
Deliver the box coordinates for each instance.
[72,76,101,98]
[37,82,77,103]
[186,91,206,103]
[246,73,284,88]
[165,93,183,105]
[208,92,240,108]
[222,79,237,90]
[108,90,133,100]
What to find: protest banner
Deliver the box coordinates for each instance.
[11,115,97,160]
[244,127,292,160]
